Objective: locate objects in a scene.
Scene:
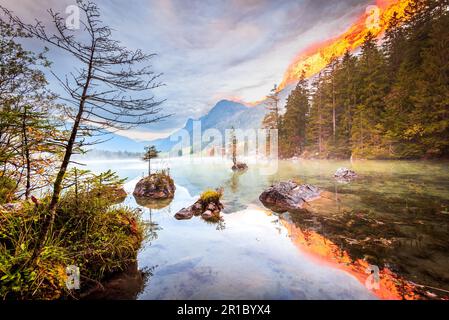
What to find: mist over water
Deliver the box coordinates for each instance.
[80,158,449,299]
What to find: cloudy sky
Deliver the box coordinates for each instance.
[1,0,373,141]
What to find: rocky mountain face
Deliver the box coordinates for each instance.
[150,99,265,152]
[150,84,295,152]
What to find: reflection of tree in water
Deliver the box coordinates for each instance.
[202,216,226,231]
[222,171,249,213]
[146,208,161,242]
[285,201,449,299]
[215,219,226,231]
[229,171,241,193]
[134,195,173,243]
[134,195,174,210]
[83,262,158,300]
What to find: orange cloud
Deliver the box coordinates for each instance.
[278,0,413,91]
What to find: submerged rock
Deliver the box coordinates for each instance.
[334,168,357,182]
[232,162,248,172]
[259,181,322,213]
[133,173,175,200]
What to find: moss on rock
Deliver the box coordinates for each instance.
[133,171,175,200]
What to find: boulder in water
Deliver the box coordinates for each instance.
[133,173,175,200]
[334,168,357,182]
[175,188,224,222]
[174,207,195,220]
[174,199,207,220]
[232,162,248,172]
[259,181,322,213]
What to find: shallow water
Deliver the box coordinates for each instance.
[82,158,449,300]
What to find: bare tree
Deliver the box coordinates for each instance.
[2,0,169,254]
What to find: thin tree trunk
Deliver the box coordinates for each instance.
[332,76,336,140]
[21,107,31,200]
[30,103,84,261]
[360,110,364,149]
[318,89,323,155]
[74,168,79,211]
[232,135,237,165]
[30,46,95,263]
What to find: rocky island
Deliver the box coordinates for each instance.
[133,171,176,200]
[175,188,224,222]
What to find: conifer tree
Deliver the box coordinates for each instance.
[281,70,309,157]
[262,84,281,130]
[351,32,389,159]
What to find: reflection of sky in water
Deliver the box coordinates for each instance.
[80,158,449,300]
[136,207,375,300]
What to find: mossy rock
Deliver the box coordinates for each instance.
[259,181,322,213]
[133,173,175,200]
[175,188,224,222]
[199,188,223,205]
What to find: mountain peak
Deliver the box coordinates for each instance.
[210,99,247,114]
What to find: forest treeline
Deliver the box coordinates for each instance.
[266,0,449,160]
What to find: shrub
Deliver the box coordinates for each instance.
[151,169,174,188]
[0,171,147,300]
[0,176,16,204]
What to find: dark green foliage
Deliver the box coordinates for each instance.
[277,0,449,159]
[143,145,160,175]
[0,1,161,300]
[280,71,309,157]
[262,85,281,130]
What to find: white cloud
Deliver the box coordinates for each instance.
[112,128,176,142]
[1,0,372,139]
